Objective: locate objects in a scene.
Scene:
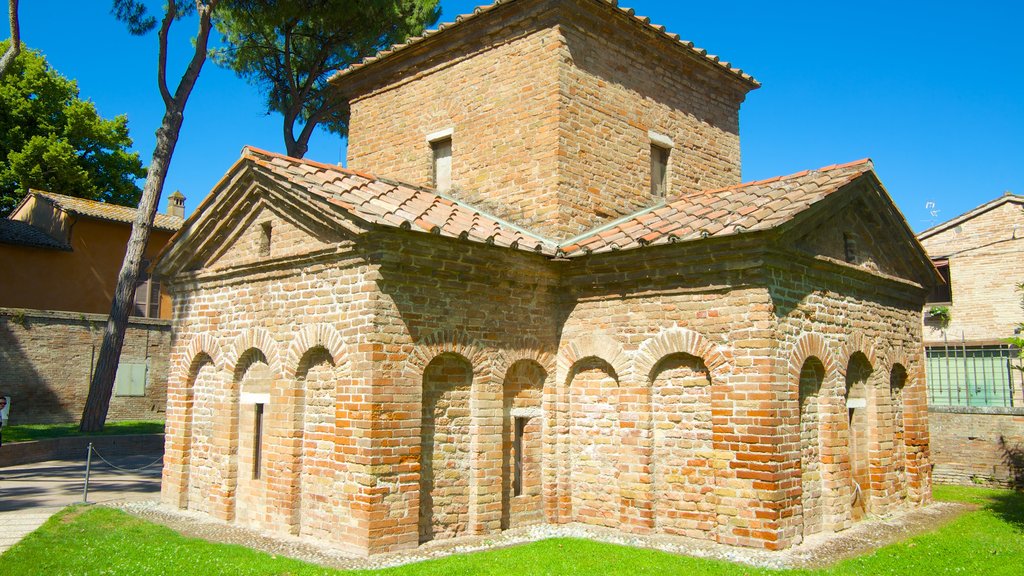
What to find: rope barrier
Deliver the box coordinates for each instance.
[88,445,164,473]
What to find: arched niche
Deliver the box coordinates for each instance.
[419,352,474,544]
[566,356,620,528]
[798,356,826,538]
[650,352,714,539]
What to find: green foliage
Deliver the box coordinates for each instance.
[1,419,164,443]
[928,305,951,328]
[213,0,441,156]
[1007,281,1024,368]
[4,487,1024,575]
[0,41,146,216]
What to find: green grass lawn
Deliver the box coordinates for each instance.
[0,485,1020,575]
[1,420,164,443]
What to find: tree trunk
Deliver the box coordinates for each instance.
[80,109,184,432]
[0,0,20,79]
[80,1,216,432]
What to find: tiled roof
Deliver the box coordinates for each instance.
[332,0,759,89]
[558,160,873,257]
[242,147,558,255]
[31,191,184,232]
[0,219,70,250]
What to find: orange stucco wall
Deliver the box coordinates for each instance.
[0,215,174,318]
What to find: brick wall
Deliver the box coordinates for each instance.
[919,199,1024,344]
[346,0,749,240]
[0,308,170,424]
[928,407,1024,487]
[161,213,931,555]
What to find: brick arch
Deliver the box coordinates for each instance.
[788,333,839,383]
[229,327,283,377]
[838,332,880,377]
[557,332,628,384]
[492,335,555,380]
[177,333,224,376]
[633,326,729,382]
[884,344,913,378]
[284,324,350,379]
[405,329,492,380]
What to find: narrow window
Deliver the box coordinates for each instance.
[132,259,156,318]
[432,137,452,192]
[253,403,264,479]
[650,144,669,198]
[258,222,272,257]
[513,416,527,497]
[843,232,858,264]
[927,259,952,303]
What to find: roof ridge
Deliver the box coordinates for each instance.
[917,192,1024,240]
[670,158,873,201]
[240,146,560,249]
[330,0,759,89]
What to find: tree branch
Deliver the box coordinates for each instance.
[0,0,21,79]
[156,1,176,107]
[171,0,218,106]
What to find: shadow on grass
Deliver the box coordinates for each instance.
[986,489,1024,531]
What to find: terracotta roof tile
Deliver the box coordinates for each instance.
[0,219,70,250]
[242,147,557,255]
[559,159,872,257]
[28,191,184,232]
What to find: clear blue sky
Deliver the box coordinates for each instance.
[5,1,1022,232]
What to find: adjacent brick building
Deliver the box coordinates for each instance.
[917,193,1024,486]
[156,0,936,555]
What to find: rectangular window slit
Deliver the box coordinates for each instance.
[432,137,452,192]
[259,222,272,257]
[253,403,264,479]
[513,416,527,497]
[650,144,669,198]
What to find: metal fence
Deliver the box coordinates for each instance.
[925,343,1021,407]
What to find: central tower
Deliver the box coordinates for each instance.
[335,0,759,239]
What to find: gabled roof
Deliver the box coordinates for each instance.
[168,149,921,280]
[917,192,1023,241]
[0,219,70,250]
[331,0,759,90]
[558,160,873,256]
[24,190,184,232]
[241,147,558,254]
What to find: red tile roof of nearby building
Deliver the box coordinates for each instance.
[30,190,184,232]
[243,147,558,255]
[558,159,873,256]
[239,147,875,260]
[331,0,759,89]
[0,218,70,250]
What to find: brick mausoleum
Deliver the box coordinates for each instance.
[156,0,937,555]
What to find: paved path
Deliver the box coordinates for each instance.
[0,450,161,553]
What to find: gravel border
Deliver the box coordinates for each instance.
[115,499,972,571]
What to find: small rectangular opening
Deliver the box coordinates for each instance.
[258,222,272,257]
[253,403,264,480]
[843,232,858,264]
[927,259,952,303]
[650,144,669,198]
[513,416,527,497]
[432,137,452,192]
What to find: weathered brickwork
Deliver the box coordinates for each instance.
[918,196,1024,344]
[345,0,751,240]
[157,0,932,559]
[0,308,170,424]
[928,407,1024,487]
